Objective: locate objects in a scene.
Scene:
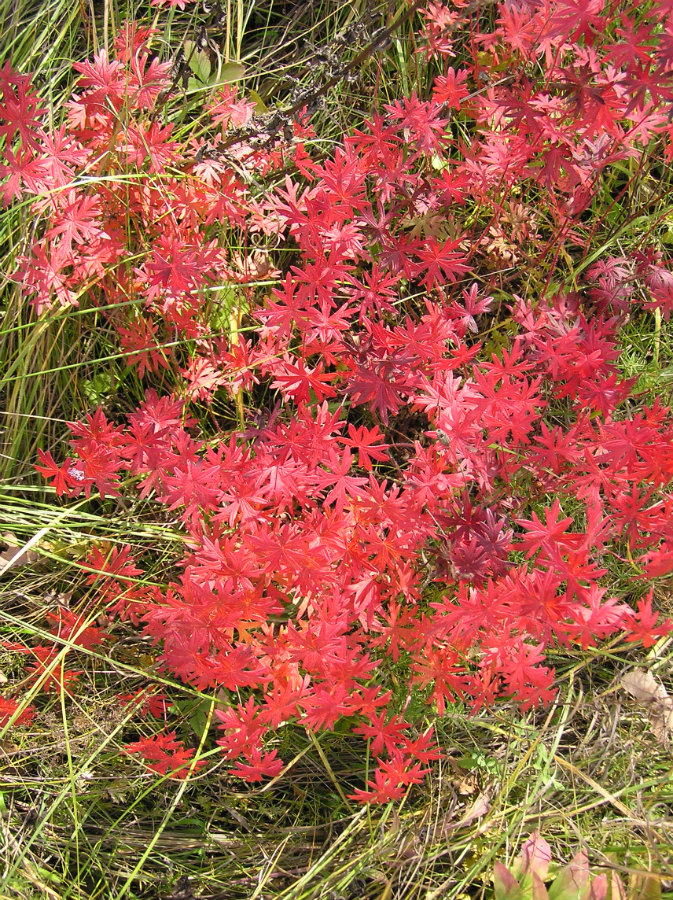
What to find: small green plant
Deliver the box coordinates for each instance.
[494,834,625,900]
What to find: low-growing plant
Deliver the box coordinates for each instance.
[2,0,673,810]
[492,832,669,900]
[493,833,626,900]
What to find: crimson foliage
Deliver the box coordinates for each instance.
[3,0,673,801]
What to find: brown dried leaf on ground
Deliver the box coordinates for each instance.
[0,533,39,576]
[621,668,673,745]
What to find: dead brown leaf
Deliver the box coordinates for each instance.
[621,669,673,745]
[0,533,40,576]
[444,790,492,835]
[456,772,480,795]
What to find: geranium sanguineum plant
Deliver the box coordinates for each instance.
[2,0,673,802]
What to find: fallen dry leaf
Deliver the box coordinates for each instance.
[456,771,480,796]
[0,533,40,576]
[621,668,673,745]
[621,669,668,704]
[446,790,491,833]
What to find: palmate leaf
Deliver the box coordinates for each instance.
[6,0,673,804]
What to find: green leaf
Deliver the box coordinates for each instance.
[184,40,211,83]
[629,872,662,900]
[549,852,591,900]
[495,862,525,900]
[218,62,246,85]
[188,701,210,740]
[248,89,268,113]
[83,372,114,404]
